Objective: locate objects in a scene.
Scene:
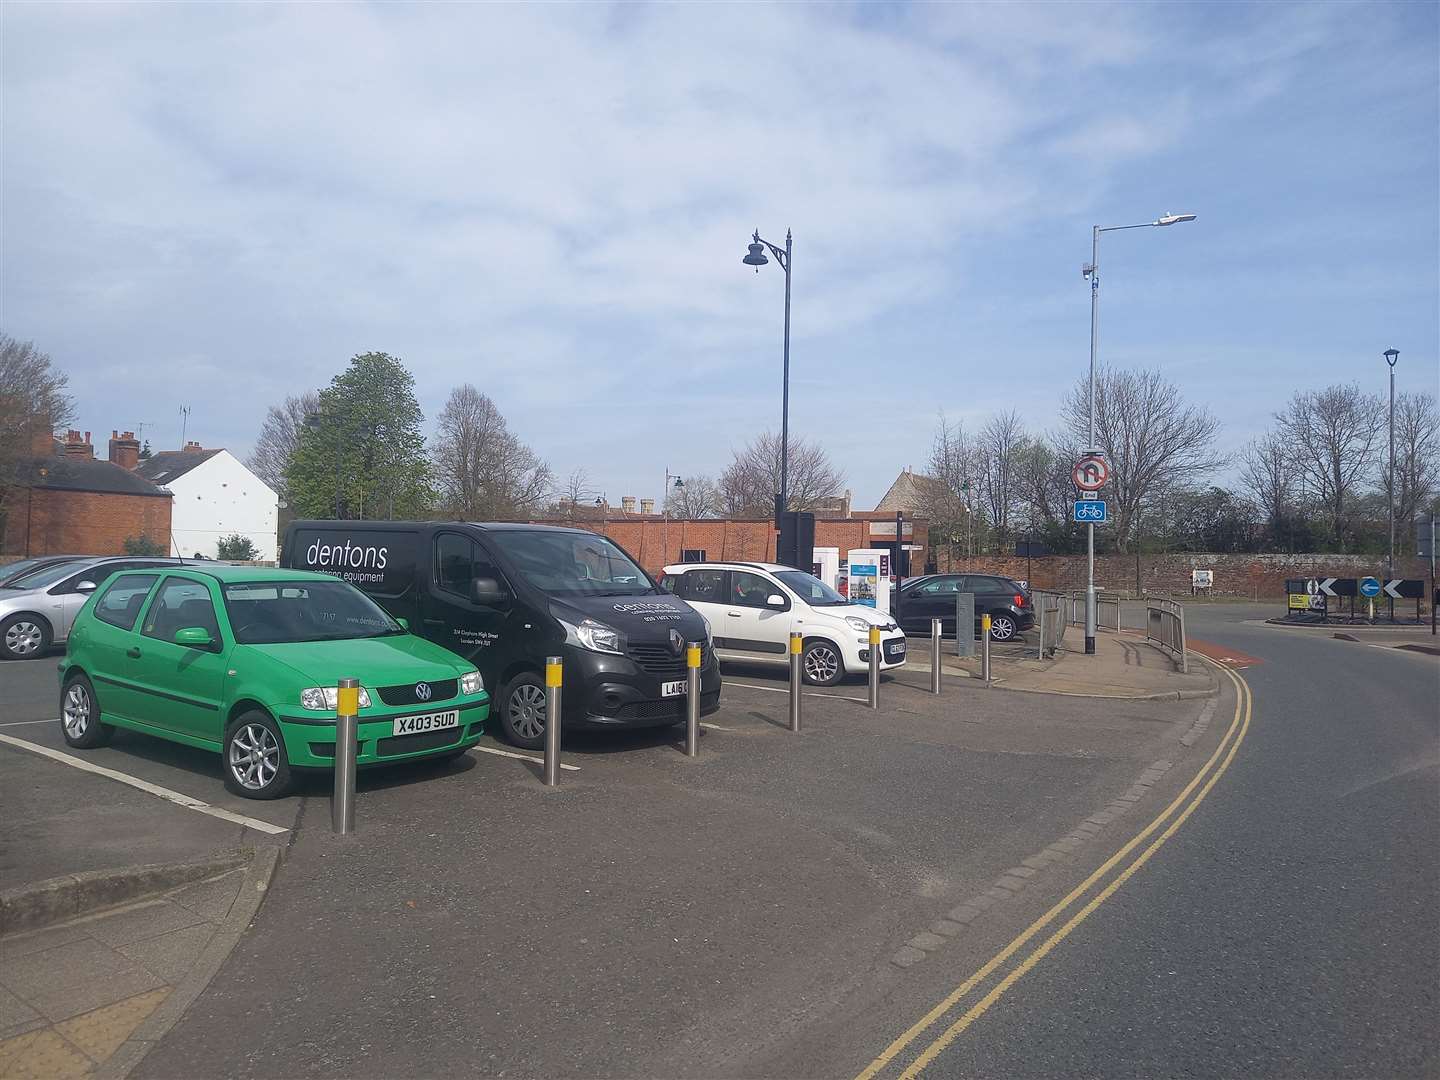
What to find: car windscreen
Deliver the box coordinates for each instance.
[484,531,656,597]
[774,570,848,606]
[7,560,102,590]
[222,580,402,644]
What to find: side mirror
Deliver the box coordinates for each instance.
[395,617,410,631]
[472,577,507,606]
[75,580,97,593]
[766,594,787,608]
[174,626,215,649]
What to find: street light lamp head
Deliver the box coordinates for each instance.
[1156,212,1197,226]
[1383,348,1399,367]
[672,477,685,489]
[743,230,769,271]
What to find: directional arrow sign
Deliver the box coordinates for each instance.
[1359,576,1381,598]
[1385,579,1424,599]
[1318,577,1357,597]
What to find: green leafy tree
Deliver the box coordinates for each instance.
[123,535,166,556]
[216,533,259,560]
[285,352,434,519]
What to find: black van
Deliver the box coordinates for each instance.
[280,521,721,748]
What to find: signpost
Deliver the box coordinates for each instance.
[1074,451,1107,657]
[1073,455,1108,492]
[1359,575,1380,622]
[1420,516,1437,634]
[1073,500,1107,523]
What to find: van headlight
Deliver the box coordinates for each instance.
[460,670,484,695]
[300,686,372,712]
[562,618,624,656]
[844,616,870,632]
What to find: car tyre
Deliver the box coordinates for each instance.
[988,614,1018,642]
[499,672,548,750]
[1,613,50,661]
[60,673,113,748]
[801,639,844,686]
[222,711,293,800]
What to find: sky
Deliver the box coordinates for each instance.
[3,1,1437,510]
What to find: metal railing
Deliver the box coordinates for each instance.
[1065,591,1120,631]
[1146,598,1188,673]
[1033,591,1067,658]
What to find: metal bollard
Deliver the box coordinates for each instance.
[332,676,359,835]
[685,641,702,756]
[788,632,803,732]
[981,614,992,685]
[868,625,881,709]
[930,618,942,694]
[543,656,562,786]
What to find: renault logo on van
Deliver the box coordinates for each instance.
[668,629,684,655]
[415,682,432,701]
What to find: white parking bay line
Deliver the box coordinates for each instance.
[0,718,60,728]
[470,744,580,771]
[0,733,289,835]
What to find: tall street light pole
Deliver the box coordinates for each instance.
[1081,211,1196,656]
[742,229,793,525]
[1384,348,1399,584]
[663,470,683,564]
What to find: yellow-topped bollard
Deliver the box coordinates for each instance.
[980,614,992,684]
[685,641,702,757]
[788,631,803,732]
[868,625,881,709]
[544,656,562,785]
[332,676,360,834]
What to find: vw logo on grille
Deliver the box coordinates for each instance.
[668,628,685,654]
[415,682,432,702]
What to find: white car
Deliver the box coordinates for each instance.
[660,561,905,685]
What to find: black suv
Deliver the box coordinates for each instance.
[895,574,1034,641]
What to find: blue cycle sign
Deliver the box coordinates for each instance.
[1073,500,1107,523]
[1358,576,1381,598]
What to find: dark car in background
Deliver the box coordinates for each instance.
[895,573,1034,642]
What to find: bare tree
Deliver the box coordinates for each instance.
[1015,434,1080,532]
[432,385,552,520]
[1064,366,1223,552]
[1239,433,1293,534]
[977,410,1027,544]
[918,414,981,559]
[247,391,318,501]
[666,474,722,519]
[1276,383,1384,550]
[1388,391,1440,529]
[0,334,76,520]
[550,468,599,522]
[718,431,843,517]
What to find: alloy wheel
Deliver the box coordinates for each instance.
[509,683,547,740]
[803,645,839,683]
[228,723,280,791]
[990,615,1017,642]
[62,683,91,739]
[5,620,42,657]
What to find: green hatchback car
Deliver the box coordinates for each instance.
[58,565,490,799]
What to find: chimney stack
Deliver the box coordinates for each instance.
[63,430,95,460]
[108,430,141,470]
[183,440,202,452]
[621,495,637,515]
[29,412,55,458]
[640,498,655,515]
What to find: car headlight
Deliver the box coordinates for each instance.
[563,617,624,656]
[844,616,870,632]
[300,686,373,712]
[460,670,484,695]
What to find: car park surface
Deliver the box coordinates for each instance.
[282,520,721,749]
[58,564,489,798]
[662,561,906,684]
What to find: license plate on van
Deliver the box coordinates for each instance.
[661,680,686,697]
[392,710,460,736]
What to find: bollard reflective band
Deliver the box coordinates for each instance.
[686,645,701,668]
[336,685,359,716]
[869,626,881,645]
[545,659,563,687]
[790,634,803,655]
[982,614,992,629]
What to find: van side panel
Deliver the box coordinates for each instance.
[283,525,419,598]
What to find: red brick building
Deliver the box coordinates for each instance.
[3,429,173,557]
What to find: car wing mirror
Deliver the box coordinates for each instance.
[766,594,787,608]
[174,626,215,649]
[472,577,508,606]
[75,580,97,593]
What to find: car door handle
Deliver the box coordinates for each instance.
[126,646,142,659]
[727,611,742,617]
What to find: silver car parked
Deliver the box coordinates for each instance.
[0,557,180,660]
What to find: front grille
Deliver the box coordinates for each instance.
[376,728,461,757]
[627,641,711,679]
[610,691,720,722]
[377,678,458,707]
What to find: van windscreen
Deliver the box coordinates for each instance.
[485,531,655,597]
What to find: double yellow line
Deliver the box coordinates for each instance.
[857,663,1254,1080]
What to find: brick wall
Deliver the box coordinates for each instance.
[934,551,1433,598]
[3,489,172,556]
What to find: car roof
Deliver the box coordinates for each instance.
[662,562,790,573]
[113,564,339,585]
[291,519,598,537]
